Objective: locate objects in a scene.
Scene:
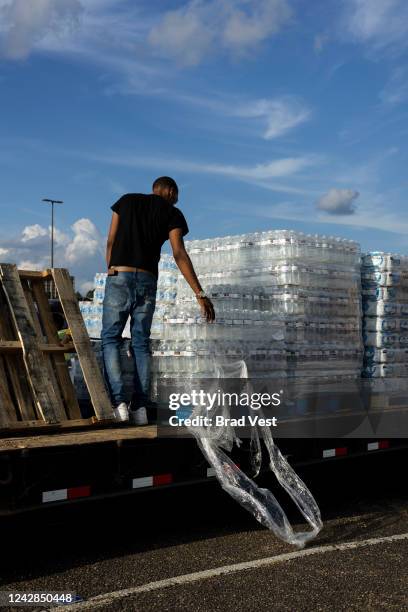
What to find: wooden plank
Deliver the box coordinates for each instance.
[0,425,158,452]
[0,341,21,353]
[41,343,76,353]
[0,285,36,421]
[0,341,76,353]
[0,357,18,426]
[9,366,37,421]
[51,269,114,421]
[0,416,121,434]
[22,282,67,422]
[0,264,61,424]
[32,280,81,419]
[18,270,51,280]
[0,417,96,431]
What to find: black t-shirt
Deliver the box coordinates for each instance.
[109,193,189,278]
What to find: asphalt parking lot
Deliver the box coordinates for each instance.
[0,449,407,611]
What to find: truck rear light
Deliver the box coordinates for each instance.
[42,485,91,503]
[153,473,173,486]
[322,447,347,458]
[42,489,67,503]
[68,485,91,500]
[132,473,173,489]
[367,440,389,451]
[132,476,153,489]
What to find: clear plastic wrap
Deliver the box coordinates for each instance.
[186,360,323,548]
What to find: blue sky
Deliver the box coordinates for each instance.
[1,0,408,292]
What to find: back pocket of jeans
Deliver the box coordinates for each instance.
[104,277,129,309]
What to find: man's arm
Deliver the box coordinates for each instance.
[106,212,120,268]
[169,228,215,322]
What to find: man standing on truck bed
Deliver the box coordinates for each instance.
[102,176,215,425]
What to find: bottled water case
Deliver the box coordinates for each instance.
[151,230,363,386]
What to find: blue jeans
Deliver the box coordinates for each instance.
[101,271,157,408]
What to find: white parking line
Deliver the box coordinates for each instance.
[50,532,408,611]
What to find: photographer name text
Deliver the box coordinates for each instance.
[169,415,278,427]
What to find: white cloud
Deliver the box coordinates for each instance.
[148,3,213,67]
[21,223,47,242]
[0,1,305,144]
[0,0,292,68]
[80,148,320,195]
[213,157,315,180]
[343,0,408,51]
[0,217,105,296]
[0,0,83,59]
[222,0,292,50]
[152,90,312,140]
[18,259,45,270]
[53,227,71,246]
[251,198,408,235]
[21,223,70,245]
[234,96,311,139]
[148,0,292,66]
[65,218,103,264]
[80,279,96,294]
[316,188,360,215]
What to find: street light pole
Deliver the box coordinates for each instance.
[42,198,63,268]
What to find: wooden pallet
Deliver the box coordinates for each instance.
[0,265,114,430]
[0,425,157,453]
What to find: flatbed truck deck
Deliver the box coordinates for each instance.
[0,405,407,516]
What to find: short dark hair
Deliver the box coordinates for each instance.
[152,176,178,192]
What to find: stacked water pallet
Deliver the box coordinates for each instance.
[362,253,408,386]
[151,231,363,390]
[79,273,108,339]
[151,255,179,339]
[75,235,363,404]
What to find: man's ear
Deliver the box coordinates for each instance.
[169,188,178,204]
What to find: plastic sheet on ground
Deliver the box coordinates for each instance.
[186,360,323,548]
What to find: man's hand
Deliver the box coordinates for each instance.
[197,296,215,322]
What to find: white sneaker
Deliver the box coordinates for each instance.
[129,406,148,426]
[113,402,129,422]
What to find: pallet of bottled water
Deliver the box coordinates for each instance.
[76,232,364,396]
[151,231,363,386]
[79,300,104,339]
[362,252,408,378]
[79,272,107,339]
